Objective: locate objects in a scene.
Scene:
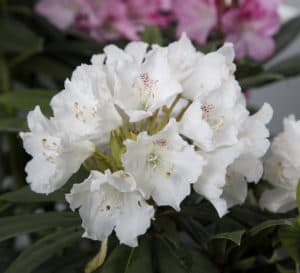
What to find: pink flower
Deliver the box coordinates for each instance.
[35,0,169,42]
[35,0,81,30]
[172,0,218,44]
[222,0,282,61]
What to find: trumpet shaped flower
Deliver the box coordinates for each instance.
[261,115,300,213]
[66,170,154,247]
[122,119,205,210]
[113,50,181,122]
[20,106,95,194]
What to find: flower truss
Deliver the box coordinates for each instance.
[35,0,283,60]
[260,116,300,213]
[21,34,273,247]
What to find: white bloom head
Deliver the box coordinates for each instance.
[193,103,272,217]
[20,106,95,194]
[113,49,182,122]
[122,119,205,210]
[182,43,236,100]
[66,170,154,247]
[260,115,300,213]
[50,64,122,146]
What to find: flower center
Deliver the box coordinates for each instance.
[131,73,158,111]
[99,188,121,213]
[201,104,224,130]
[147,153,159,169]
[72,101,101,124]
[41,138,61,163]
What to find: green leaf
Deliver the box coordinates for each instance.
[22,56,72,82]
[189,250,219,273]
[4,227,82,273]
[239,73,284,89]
[0,18,43,53]
[141,26,162,45]
[273,16,300,57]
[155,239,187,273]
[0,170,87,203]
[154,217,180,249]
[276,264,296,273]
[0,117,27,132]
[210,230,245,246]
[98,245,130,273]
[0,212,80,242]
[279,225,300,264]
[297,180,300,213]
[268,55,300,78]
[123,239,152,273]
[98,238,152,273]
[249,219,295,236]
[0,186,65,203]
[0,89,56,115]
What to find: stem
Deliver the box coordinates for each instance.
[176,101,192,122]
[154,95,181,133]
[85,239,108,273]
[147,109,159,134]
[94,150,117,171]
[124,248,135,273]
[296,264,300,273]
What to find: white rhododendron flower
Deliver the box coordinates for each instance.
[122,119,205,210]
[20,106,95,194]
[104,41,148,66]
[20,35,274,246]
[155,33,200,83]
[50,64,122,146]
[182,43,236,100]
[113,49,182,122]
[193,103,273,217]
[260,115,300,213]
[179,78,247,151]
[66,170,154,247]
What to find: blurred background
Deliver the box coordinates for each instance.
[250,0,300,133]
[0,0,299,272]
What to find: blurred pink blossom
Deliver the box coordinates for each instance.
[221,0,282,61]
[172,0,218,44]
[35,0,170,42]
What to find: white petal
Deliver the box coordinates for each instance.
[115,193,154,247]
[179,99,213,150]
[260,188,296,213]
[66,171,154,246]
[123,119,205,210]
[221,172,248,208]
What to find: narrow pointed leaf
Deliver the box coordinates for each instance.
[97,237,152,273]
[0,89,56,115]
[4,227,82,273]
[279,225,300,264]
[0,18,43,53]
[249,218,295,236]
[210,230,245,246]
[0,117,27,132]
[297,180,300,213]
[268,55,300,78]
[0,186,65,203]
[239,73,284,89]
[0,212,80,242]
[273,16,300,56]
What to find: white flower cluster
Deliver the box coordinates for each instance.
[21,35,272,247]
[260,116,300,213]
